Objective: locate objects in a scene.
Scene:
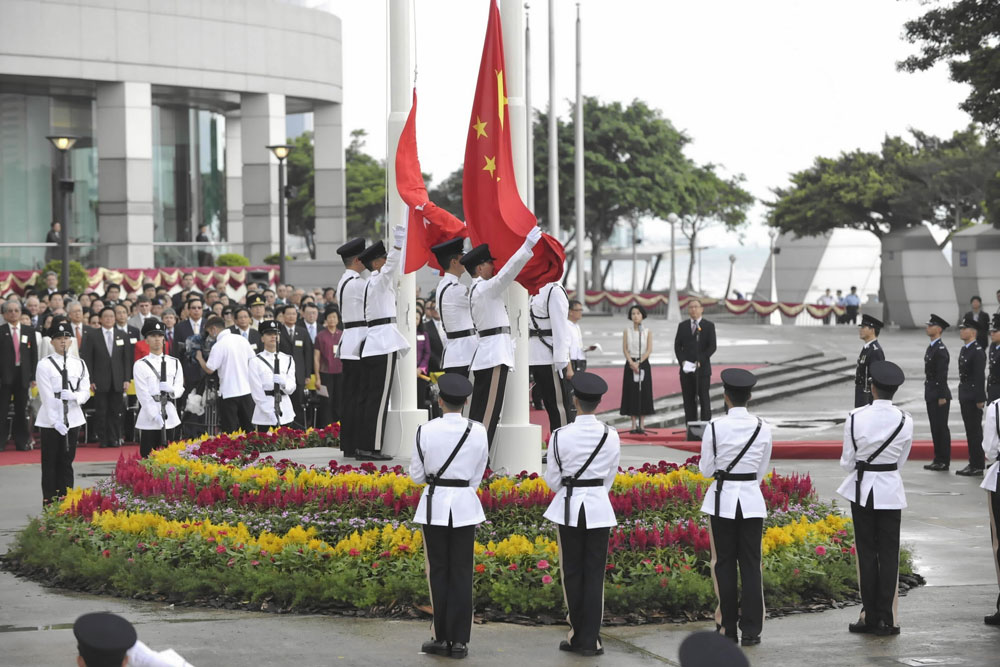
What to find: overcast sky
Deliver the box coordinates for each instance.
[317,0,971,247]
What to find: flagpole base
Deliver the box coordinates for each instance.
[382,408,428,460]
[491,422,543,475]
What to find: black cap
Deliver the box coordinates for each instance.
[870,360,905,388]
[459,244,495,272]
[142,319,166,337]
[721,368,757,390]
[259,319,280,336]
[992,314,1000,333]
[438,373,474,404]
[959,314,978,330]
[247,293,266,307]
[431,237,465,268]
[570,371,609,403]
[73,612,137,666]
[678,631,749,667]
[336,238,366,258]
[859,313,883,331]
[49,321,73,339]
[358,241,387,270]
[926,314,950,330]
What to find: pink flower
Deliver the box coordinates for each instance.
[250,560,260,566]
[349,548,360,557]
[508,563,518,571]
[371,562,380,569]
[226,558,235,567]
[654,564,665,574]
[849,545,857,555]
[815,545,827,556]
[126,557,134,563]
[659,577,669,588]
[397,544,410,552]
[536,559,550,570]
[216,545,227,554]
[380,550,392,559]
[541,575,553,584]
[101,549,111,558]
[606,563,616,571]
[793,568,800,576]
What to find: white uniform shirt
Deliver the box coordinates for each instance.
[205,329,255,398]
[836,400,913,509]
[336,269,368,360]
[410,412,489,527]
[981,399,1000,493]
[699,407,773,519]
[568,321,585,362]
[469,242,535,371]
[133,353,185,430]
[436,272,478,368]
[248,349,297,426]
[361,246,410,357]
[528,282,571,367]
[544,415,622,528]
[35,353,91,428]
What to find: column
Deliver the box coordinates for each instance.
[240,93,285,265]
[97,82,154,268]
[313,102,346,257]
[225,113,244,253]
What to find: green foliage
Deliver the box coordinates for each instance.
[215,253,250,267]
[286,132,315,237]
[262,253,293,266]
[346,130,387,240]
[36,260,88,294]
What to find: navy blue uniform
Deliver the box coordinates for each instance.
[924,339,951,466]
[855,340,885,408]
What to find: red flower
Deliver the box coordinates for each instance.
[349,548,360,557]
[849,545,856,555]
[654,564,665,574]
[380,550,391,559]
[101,549,111,558]
[605,563,615,570]
[508,563,518,571]
[372,562,380,569]
[659,577,668,587]
[250,560,260,566]
[542,575,554,584]
[536,559,550,570]
[815,545,827,556]
[397,544,410,552]
[475,564,486,573]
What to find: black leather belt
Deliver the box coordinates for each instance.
[446,329,476,340]
[530,329,553,337]
[479,326,510,337]
[712,471,757,517]
[264,389,279,396]
[854,461,897,505]
[343,321,365,329]
[367,317,396,327]
[561,477,604,524]
[425,477,470,523]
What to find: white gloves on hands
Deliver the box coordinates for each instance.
[53,421,68,436]
[525,226,542,247]
[159,382,172,394]
[272,374,285,387]
[392,224,407,248]
[59,389,76,402]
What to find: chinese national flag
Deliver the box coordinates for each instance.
[463,0,565,294]
[396,89,469,274]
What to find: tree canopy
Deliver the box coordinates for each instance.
[344,129,387,240]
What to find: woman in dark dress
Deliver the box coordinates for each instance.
[620,304,654,433]
[314,308,343,429]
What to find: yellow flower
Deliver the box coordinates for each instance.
[762,514,852,555]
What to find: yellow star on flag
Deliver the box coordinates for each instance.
[495,69,508,129]
[483,155,497,178]
[473,116,488,139]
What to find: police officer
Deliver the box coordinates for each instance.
[698,368,773,646]
[462,226,542,453]
[838,360,912,636]
[133,320,184,458]
[958,314,987,476]
[854,314,885,408]
[35,321,91,505]
[981,392,1000,626]
[543,371,621,657]
[248,320,296,431]
[432,237,478,379]
[923,314,952,472]
[358,226,409,461]
[73,612,137,667]
[335,238,368,458]
[987,314,1000,403]
[529,278,574,431]
[410,373,488,660]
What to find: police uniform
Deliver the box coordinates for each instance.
[958,314,988,475]
[529,281,575,431]
[838,361,912,635]
[698,369,772,645]
[923,314,952,471]
[359,230,409,461]
[335,238,368,457]
[35,321,91,505]
[74,612,137,667]
[982,398,1000,626]
[854,314,885,408]
[432,238,478,379]
[544,373,621,657]
[463,230,540,452]
[987,314,1000,403]
[248,320,297,430]
[410,374,488,660]
[133,320,185,458]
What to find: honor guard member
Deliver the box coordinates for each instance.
[432,237,478,379]
[957,314,988,476]
[988,314,1000,403]
[73,612,137,667]
[529,278,575,431]
[981,392,1000,626]
[543,372,621,657]
[855,314,885,407]
[838,361,912,636]
[335,238,368,458]
[923,314,953,471]
[249,320,296,431]
[358,225,409,461]
[35,321,91,505]
[409,373,488,660]
[462,226,542,451]
[133,320,184,458]
[699,368,772,646]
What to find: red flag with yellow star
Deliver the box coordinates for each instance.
[463,0,565,294]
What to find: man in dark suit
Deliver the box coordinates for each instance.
[0,301,38,450]
[965,296,991,350]
[113,304,141,360]
[957,315,987,477]
[674,299,717,428]
[423,300,445,374]
[44,222,61,265]
[173,297,207,432]
[80,307,131,448]
[278,304,313,429]
[923,315,953,472]
[229,307,262,353]
[171,273,201,312]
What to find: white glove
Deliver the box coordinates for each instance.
[272,374,285,387]
[60,389,76,402]
[525,226,542,247]
[159,382,172,394]
[53,421,68,436]
[392,224,407,248]
[151,412,165,427]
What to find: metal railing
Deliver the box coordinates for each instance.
[0,243,98,271]
[151,242,243,268]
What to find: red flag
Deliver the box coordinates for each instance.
[395,88,469,274]
[463,0,565,294]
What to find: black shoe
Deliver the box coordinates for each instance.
[15,445,31,452]
[578,647,604,656]
[741,635,761,646]
[985,612,1000,626]
[449,642,467,659]
[848,621,874,634]
[421,639,450,656]
[923,461,949,471]
[559,640,576,652]
[956,465,984,477]
[873,621,900,636]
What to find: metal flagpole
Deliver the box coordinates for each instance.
[574,3,585,299]
[547,0,559,241]
[525,3,534,213]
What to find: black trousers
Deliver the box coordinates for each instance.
[531,364,574,432]
[289,385,306,429]
[317,372,342,429]
[422,522,476,644]
[845,305,859,324]
[709,504,764,638]
[926,399,951,465]
[138,427,178,458]
[91,390,124,446]
[557,508,610,651]
[988,490,1000,614]
[680,371,711,423]
[960,399,986,469]
[470,366,508,455]
[340,359,361,455]
[571,360,587,373]
[360,352,396,454]
[40,426,78,505]
[1,375,31,448]
[219,394,254,434]
[850,493,901,628]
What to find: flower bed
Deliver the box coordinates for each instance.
[3,429,916,622]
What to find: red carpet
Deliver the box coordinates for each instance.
[0,444,139,466]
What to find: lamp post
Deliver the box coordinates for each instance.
[630,217,639,295]
[724,253,736,300]
[769,228,781,325]
[267,144,293,283]
[666,212,679,322]
[47,135,77,291]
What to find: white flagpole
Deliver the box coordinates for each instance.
[574,3,585,297]
[547,0,559,241]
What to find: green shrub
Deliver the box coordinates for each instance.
[215,253,250,267]
[35,260,89,294]
[262,253,292,266]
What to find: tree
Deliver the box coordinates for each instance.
[427,167,464,220]
[899,0,1000,128]
[286,131,315,237]
[344,129,386,240]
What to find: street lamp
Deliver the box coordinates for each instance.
[724,253,737,300]
[768,229,781,325]
[47,135,78,291]
[666,212,679,322]
[267,144,294,283]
